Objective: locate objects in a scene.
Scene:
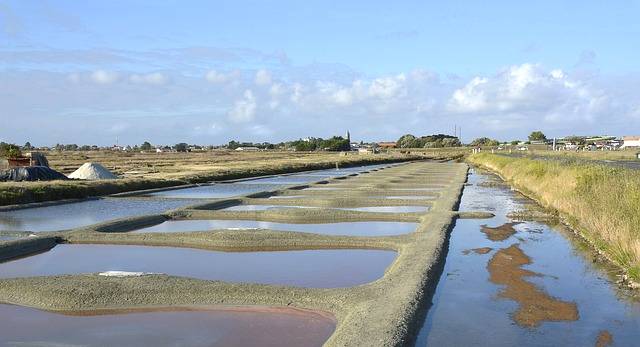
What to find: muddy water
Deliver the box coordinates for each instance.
[134,220,417,236]
[0,304,335,347]
[415,170,640,346]
[0,244,395,288]
[0,198,199,232]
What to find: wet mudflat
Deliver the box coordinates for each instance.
[222,204,314,211]
[145,183,286,199]
[0,244,395,288]
[336,206,428,213]
[415,169,640,346]
[0,304,335,347]
[378,196,434,200]
[143,164,385,199]
[223,205,427,213]
[134,219,417,236]
[237,175,329,185]
[0,198,199,232]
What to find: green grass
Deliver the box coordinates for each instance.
[469,153,640,282]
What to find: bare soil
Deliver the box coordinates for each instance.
[481,222,521,241]
[595,330,613,347]
[462,247,493,255]
[487,244,579,327]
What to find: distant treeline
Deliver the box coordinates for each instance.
[229,136,350,152]
[396,134,462,148]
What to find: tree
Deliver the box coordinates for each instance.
[174,143,189,152]
[23,142,32,150]
[510,140,519,146]
[470,137,500,147]
[396,134,417,148]
[140,141,153,151]
[528,131,547,142]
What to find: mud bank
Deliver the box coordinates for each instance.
[0,162,471,346]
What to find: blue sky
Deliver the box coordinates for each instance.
[1,1,639,145]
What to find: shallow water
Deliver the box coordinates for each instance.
[377,196,434,200]
[0,235,22,241]
[0,304,335,347]
[134,220,417,236]
[223,205,428,213]
[415,169,640,346]
[222,204,314,211]
[337,206,428,213]
[0,244,395,288]
[302,187,345,191]
[145,183,286,199]
[268,195,306,199]
[0,198,199,232]
[237,175,325,185]
[145,164,386,199]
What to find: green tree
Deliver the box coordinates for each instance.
[528,131,547,142]
[140,141,153,151]
[470,137,500,147]
[396,134,417,148]
[510,140,519,146]
[174,143,189,152]
[23,142,32,150]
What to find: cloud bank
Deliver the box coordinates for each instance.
[1,55,638,146]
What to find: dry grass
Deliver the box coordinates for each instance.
[1,150,460,206]
[469,153,640,281]
[523,149,638,161]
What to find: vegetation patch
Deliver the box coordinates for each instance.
[469,153,640,283]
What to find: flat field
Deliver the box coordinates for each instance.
[0,150,454,206]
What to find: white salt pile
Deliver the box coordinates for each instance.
[68,162,118,180]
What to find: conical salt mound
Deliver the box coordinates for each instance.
[68,162,117,180]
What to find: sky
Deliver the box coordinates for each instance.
[1,0,639,146]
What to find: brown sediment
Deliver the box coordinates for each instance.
[487,244,579,327]
[462,247,493,255]
[595,330,613,347]
[481,222,521,241]
[56,304,337,323]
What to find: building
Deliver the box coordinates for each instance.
[378,142,397,149]
[235,146,260,151]
[622,136,640,148]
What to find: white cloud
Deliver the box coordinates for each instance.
[90,70,118,84]
[228,89,257,123]
[205,70,229,83]
[368,74,406,99]
[255,69,272,85]
[2,62,639,146]
[130,72,167,85]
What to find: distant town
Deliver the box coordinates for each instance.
[2,131,639,157]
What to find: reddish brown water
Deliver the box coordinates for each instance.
[0,304,335,347]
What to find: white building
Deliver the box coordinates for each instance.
[235,146,260,151]
[622,136,640,148]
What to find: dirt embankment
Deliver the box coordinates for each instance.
[481,222,521,241]
[462,247,493,255]
[488,244,579,327]
[0,152,428,206]
[595,330,613,347]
